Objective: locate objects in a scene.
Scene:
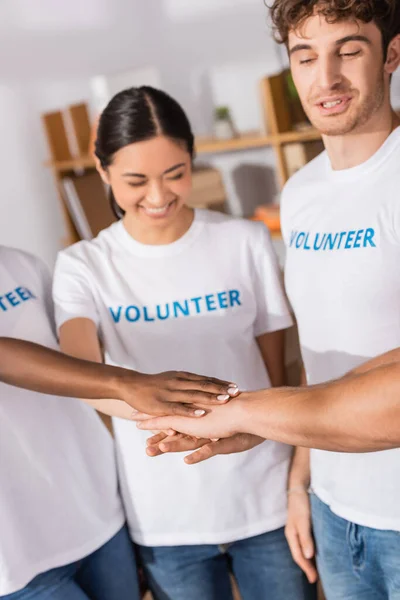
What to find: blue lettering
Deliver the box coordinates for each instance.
[0,296,7,311]
[15,287,31,302]
[109,306,122,323]
[5,292,20,307]
[125,306,140,322]
[364,228,376,247]
[191,297,202,314]
[156,304,170,320]
[229,290,241,307]
[324,233,339,251]
[337,232,347,249]
[143,307,155,322]
[217,292,228,309]
[205,294,217,312]
[295,233,305,249]
[345,230,356,249]
[304,233,311,250]
[313,233,326,251]
[353,229,364,248]
[289,231,298,247]
[173,301,189,318]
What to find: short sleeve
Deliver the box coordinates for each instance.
[250,223,293,337]
[52,250,100,332]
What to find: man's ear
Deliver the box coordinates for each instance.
[94,155,110,185]
[385,34,400,75]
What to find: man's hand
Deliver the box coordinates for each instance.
[145,431,264,464]
[117,371,239,418]
[134,396,245,437]
[285,489,318,584]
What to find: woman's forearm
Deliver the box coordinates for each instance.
[242,362,400,452]
[0,337,130,401]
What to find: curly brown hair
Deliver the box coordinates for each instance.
[268,0,400,55]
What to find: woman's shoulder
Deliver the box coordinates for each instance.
[57,222,120,264]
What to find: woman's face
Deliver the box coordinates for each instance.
[100,135,193,226]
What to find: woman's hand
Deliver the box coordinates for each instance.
[285,489,318,584]
[117,370,239,418]
[133,396,245,436]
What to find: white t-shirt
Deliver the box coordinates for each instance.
[0,246,124,595]
[282,127,400,531]
[53,209,293,546]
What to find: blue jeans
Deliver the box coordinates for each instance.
[2,525,140,600]
[311,493,400,600]
[136,527,317,599]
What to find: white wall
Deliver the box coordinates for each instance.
[1,0,399,265]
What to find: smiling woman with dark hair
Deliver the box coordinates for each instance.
[53,85,316,600]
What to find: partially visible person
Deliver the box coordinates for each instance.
[270,0,400,596]
[275,0,399,597]
[0,245,233,600]
[53,86,316,600]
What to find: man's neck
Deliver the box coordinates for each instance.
[322,106,400,171]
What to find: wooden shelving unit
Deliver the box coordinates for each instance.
[42,70,324,246]
[196,127,321,155]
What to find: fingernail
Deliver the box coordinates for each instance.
[305,549,313,559]
[217,394,230,401]
[194,409,206,416]
[228,387,239,396]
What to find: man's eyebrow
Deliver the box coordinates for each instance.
[289,43,312,56]
[289,34,371,55]
[335,34,372,46]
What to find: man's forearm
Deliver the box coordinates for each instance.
[242,362,400,452]
[0,337,128,401]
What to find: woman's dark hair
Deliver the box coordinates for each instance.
[95,86,195,219]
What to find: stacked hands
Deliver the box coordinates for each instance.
[122,372,317,584]
[120,370,264,465]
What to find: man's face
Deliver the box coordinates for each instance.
[288,16,388,135]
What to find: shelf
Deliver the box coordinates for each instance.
[46,155,95,172]
[46,128,322,172]
[196,127,321,155]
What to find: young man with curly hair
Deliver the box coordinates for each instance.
[269,1,400,598]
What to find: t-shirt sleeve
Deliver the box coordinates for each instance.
[251,223,293,337]
[52,250,100,332]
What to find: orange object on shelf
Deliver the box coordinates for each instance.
[251,204,281,235]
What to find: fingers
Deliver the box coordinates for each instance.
[136,416,181,432]
[184,442,218,464]
[297,519,316,573]
[177,372,238,390]
[146,434,183,456]
[158,437,209,454]
[170,389,234,406]
[146,432,168,446]
[285,527,318,584]
[174,375,239,403]
[184,436,242,465]
[133,403,207,420]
